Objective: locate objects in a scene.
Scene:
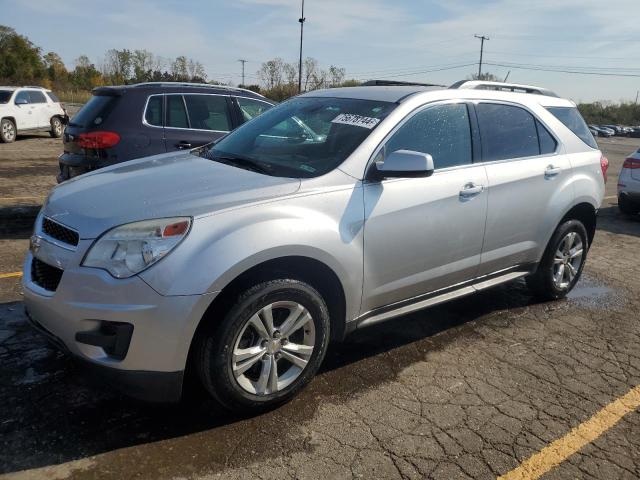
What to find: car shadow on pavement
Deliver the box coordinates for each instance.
[597,206,640,237]
[0,279,542,475]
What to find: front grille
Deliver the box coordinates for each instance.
[42,217,79,247]
[31,258,64,292]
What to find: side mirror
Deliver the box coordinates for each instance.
[373,149,435,179]
[15,98,28,105]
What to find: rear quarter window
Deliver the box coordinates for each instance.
[70,95,118,127]
[46,91,61,103]
[546,106,597,149]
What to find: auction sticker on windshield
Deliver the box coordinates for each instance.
[331,113,380,129]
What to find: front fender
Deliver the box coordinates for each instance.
[139,185,365,321]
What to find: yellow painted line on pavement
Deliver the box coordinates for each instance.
[498,384,640,480]
[0,196,44,201]
[0,271,22,279]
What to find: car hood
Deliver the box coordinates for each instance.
[43,151,301,239]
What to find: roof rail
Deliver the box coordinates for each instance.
[362,79,445,88]
[130,82,266,98]
[22,85,47,89]
[449,80,558,97]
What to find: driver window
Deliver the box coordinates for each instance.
[385,103,472,169]
[15,91,30,104]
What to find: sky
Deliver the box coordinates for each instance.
[2,0,639,102]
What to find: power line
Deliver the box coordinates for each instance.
[484,62,640,78]
[352,62,478,80]
[474,34,490,78]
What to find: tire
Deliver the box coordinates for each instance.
[619,194,639,216]
[0,118,16,143]
[196,279,331,413]
[526,219,588,300]
[50,117,63,138]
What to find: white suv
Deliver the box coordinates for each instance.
[0,86,68,143]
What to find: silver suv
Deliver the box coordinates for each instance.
[23,81,606,412]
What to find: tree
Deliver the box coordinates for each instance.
[102,48,133,84]
[327,65,346,87]
[468,72,501,81]
[70,55,103,90]
[43,52,68,85]
[0,25,46,83]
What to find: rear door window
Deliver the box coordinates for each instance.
[476,103,540,161]
[184,94,231,131]
[237,97,273,122]
[166,95,189,129]
[27,91,47,103]
[385,102,473,169]
[144,95,163,127]
[70,95,118,127]
[0,90,12,103]
[546,106,597,149]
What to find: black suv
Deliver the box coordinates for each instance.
[58,82,274,182]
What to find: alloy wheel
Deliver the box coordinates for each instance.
[2,121,15,141]
[552,231,583,289]
[231,301,315,396]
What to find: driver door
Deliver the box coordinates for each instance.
[362,101,488,314]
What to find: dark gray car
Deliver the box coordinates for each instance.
[58,82,274,182]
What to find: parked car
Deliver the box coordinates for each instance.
[618,147,640,215]
[58,82,274,182]
[596,125,615,137]
[589,125,613,137]
[24,80,605,412]
[589,126,599,137]
[602,124,626,136]
[628,127,640,138]
[0,86,68,143]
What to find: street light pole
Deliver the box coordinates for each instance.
[298,0,305,94]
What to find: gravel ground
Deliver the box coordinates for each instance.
[0,136,639,480]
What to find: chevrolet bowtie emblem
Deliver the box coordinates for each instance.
[30,234,42,255]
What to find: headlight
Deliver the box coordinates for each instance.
[82,217,191,278]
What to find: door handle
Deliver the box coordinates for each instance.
[176,141,192,149]
[459,183,484,198]
[545,165,562,178]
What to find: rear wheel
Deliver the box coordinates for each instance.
[0,118,16,143]
[619,194,639,215]
[196,279,330,413]
[527,220,588,300]
[50,117,63,138]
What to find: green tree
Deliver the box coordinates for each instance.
[43,52,68,85]
[0,25,46,83]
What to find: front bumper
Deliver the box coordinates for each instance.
[22,246,217,402]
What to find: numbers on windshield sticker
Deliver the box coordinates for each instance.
[331,113,380,129]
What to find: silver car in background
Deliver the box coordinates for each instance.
[23,81,605,412]
[618,147,640,215]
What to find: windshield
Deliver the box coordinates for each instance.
[0,90,12,104]
[201,97,396,178]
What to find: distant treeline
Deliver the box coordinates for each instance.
[0,24,356,102]
[577,101,640,126]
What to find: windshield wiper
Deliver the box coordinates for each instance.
[211,153,272,175]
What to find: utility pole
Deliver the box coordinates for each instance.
[238,59,247,86]
[474,34,489,79]
[298,0,306,94]
[636,90,639,104]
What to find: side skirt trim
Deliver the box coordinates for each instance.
[354,264,535,330]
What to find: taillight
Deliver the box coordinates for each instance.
[600,155,609,183]
[76,131,120,149]
[622,157,640,169]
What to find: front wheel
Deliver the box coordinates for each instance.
[527,220,588,300]
[0,118,16,143]
[195,279,330,413]
[50,117,63,138]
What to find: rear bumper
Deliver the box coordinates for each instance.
[618,170,640,201]
[57,153,97,182]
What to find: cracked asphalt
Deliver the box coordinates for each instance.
[1,136,639,479]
